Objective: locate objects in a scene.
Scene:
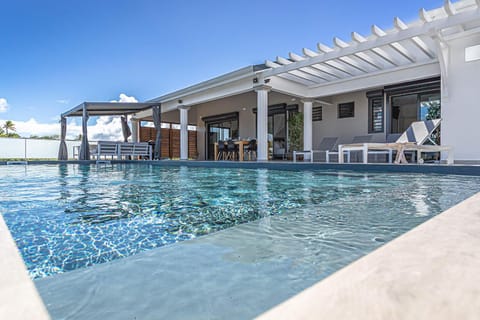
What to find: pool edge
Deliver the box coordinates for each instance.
[2,160,480,176]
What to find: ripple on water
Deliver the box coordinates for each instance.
[0,164,479,279]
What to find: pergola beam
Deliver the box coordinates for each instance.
[289,53,331,81]
[444,0,456,16]
[264,8,479,77]
[266,60,319,85]
[301,48,344,80]
[394,17,436,59]
[276,56,329,83]
[372,24,414,64]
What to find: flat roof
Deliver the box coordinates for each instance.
[62,102,159,117]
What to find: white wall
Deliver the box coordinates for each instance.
[0,138,81,159]
[442,32,480,162]
[312,90,385,148]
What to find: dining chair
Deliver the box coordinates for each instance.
[246,139,257,160]
[217,140,227,160]
[226,140,238,160]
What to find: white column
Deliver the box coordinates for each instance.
[131,119,139,143]
[179,105,190,160]
[255,85,271,161]
[302,99,313,152]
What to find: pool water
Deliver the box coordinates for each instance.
[1,164,479,280]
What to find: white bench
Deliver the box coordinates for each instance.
[96,141,118,160]
[95,141,152,160]
[118,142,151,159]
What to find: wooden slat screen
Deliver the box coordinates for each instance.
[139,125,197,159]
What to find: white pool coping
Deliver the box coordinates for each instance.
[0,216,50,320]
[256,192,480,320]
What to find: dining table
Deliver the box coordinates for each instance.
[214,140,250,161]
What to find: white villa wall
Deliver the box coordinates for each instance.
[312,90,385,148]
[442,32,480,162]
[0,138,82,159]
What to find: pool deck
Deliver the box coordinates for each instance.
[0,216,50,320]
[1,162,480,319]
[257,192,480,320]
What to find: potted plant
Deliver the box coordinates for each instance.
[288,112,303,155]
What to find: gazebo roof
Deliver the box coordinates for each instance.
[61,102,159,117]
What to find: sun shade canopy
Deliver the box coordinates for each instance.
[62,102,159,117]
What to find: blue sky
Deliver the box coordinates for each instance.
[0,0,442,137]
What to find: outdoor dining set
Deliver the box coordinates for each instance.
[214,139,257,161]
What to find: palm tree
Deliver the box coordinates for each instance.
[0,127,4,136]
[3,120,16,135]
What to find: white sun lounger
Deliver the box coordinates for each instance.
[338,119,453,164]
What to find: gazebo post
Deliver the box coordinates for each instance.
[57,116,68,160]
[79,104,90,160]
[152,105,162,160]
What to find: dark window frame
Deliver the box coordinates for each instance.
[338,102,355,119]
[312,106,322,121]
[367,90,384,133]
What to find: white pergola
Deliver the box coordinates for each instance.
[263,0,480,91]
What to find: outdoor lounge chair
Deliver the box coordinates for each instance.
[293,137,338,163]
[338,119,453,164]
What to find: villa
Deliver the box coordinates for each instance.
[3,1,480,320]
[61,0,480,164]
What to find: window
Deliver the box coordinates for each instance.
[312,106,322,121]
[338,102,354,119]
[367,90,384,133]
[384,77,441,134]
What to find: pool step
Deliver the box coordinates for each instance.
[6,161,28,165]
[96,160,112,165]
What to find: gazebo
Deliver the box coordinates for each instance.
[59,102,161,160]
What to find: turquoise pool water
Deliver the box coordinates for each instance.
[1,164,479,280]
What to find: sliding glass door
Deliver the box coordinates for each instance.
[203,112,239,160]
[390,91,441,134]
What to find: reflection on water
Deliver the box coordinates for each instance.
[0,164,479,279]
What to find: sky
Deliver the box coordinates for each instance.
[0,0,443,140]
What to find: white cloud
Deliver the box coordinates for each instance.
[110,93,138,103]
[0,98,8,113]
[0,116,128,141]
[0,93,139,140]
[56,99,70,104]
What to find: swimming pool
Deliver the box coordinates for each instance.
[1,164,479,281]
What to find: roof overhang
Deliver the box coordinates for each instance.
[62,102,160,117]
[147,65,267,104]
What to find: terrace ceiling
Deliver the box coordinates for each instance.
[263,0,480,88]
